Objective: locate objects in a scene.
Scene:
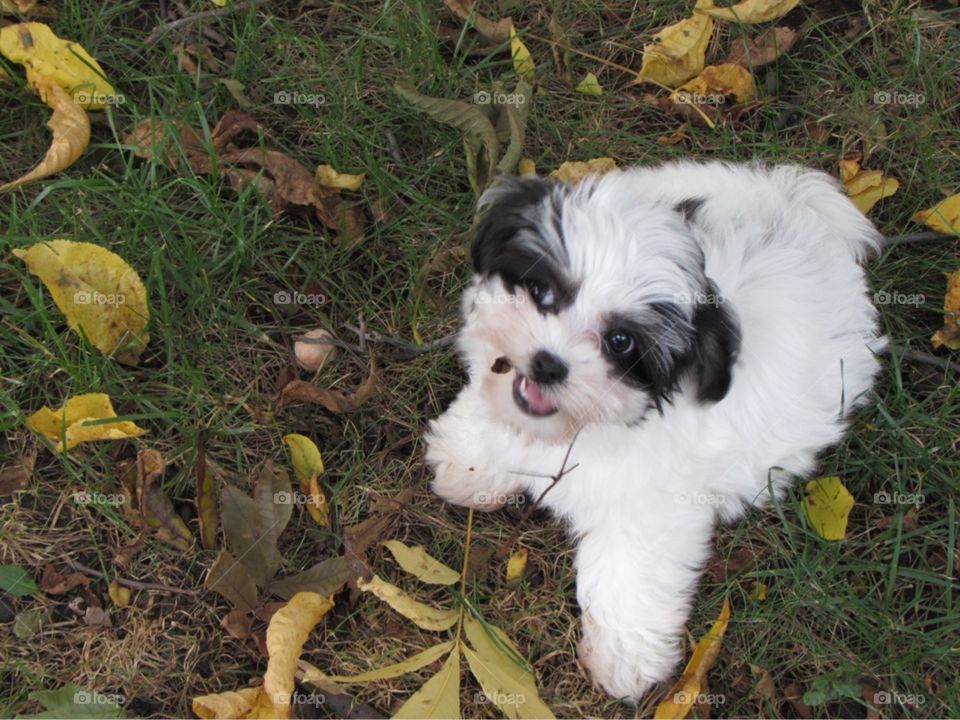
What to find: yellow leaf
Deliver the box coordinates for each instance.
[0,77,89,191]
[211,0,229,5]
[697,0,800,23]
[392,648,461,719]
[358,575,459,631]
[12,239,151,363]
[0,22,117,108]
[654,597,731,719]
[463,615,554,719]
[383,540,460,586]
[262,592,336,717]
[697,63,756,102]
[283,433,329,527]
[2,1,38,13]
[510,24,535,82]
[518,158,536,177]
[575,72,603,96]
[323,640,456,683]
[315,164,365,192]
[839,160,899,215]
[26,393,146,452]
[635,0,714,88]
[748,581,767,602]
[192,688,261,720]
[931,270,960,350]
[549,157,618,183]
[913,193,960,235]
[107,580,131,607]
[802,476,855,541]
[506,548,528,584]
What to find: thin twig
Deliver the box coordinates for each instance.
[343,323,457,356]
[67,560,197,596]
[145,0,270,44]
[882,231,955,246]
[884,343,958,373]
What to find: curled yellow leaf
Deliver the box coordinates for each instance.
[506,548,528,584]
[382,540,460,585]
[357,575,459,631]
[635,1,714,88]
[510,24,535,82]
[0,77,89,191]
[0,22,117,108]
[282,433,330,527]
[575,72,603,96]
[315,164,365,192]
[549,157,618,183]
[697,0,800,24]
[802,476,854,541]
[913,193,960,235]
[654,597,731,719]
[13,239,150,363]
[931,270,960,350]
[26,393,146,452]
[839,159,899,215]
[192,688,261,720]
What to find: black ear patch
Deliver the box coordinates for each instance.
[471,177,552,276]
[674,197,705,223]
[689,283,740,403]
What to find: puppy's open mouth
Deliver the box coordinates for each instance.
[512,372,558,417]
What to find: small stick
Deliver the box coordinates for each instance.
[343,323,457,356]
[67,559,197,596]
[884,343,958,373]
[882,231,955,246]
[145,0,270,44]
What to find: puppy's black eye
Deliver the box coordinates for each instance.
[605,330,635,355]
[525,280,556,308]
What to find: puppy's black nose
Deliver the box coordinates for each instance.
[530,350,568,385]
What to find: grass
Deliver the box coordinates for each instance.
[1,0,959,718]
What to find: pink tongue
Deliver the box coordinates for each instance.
[525,378,556,414]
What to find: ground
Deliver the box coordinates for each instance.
[1,0,959,718]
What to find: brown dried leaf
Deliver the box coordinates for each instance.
[0,453,34,496]
[220,608,254,640]
[207,548,260,610]
[195,443,219,551]
[278,355,378,412]
[442,0,512,43]
[40,564,89,594]
[724,26,798,67]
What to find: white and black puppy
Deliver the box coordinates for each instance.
[425,161,885,701]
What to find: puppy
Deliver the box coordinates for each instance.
[425,161,884,700]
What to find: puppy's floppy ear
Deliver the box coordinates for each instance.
[689,283,740,403]
[471,176,551,275]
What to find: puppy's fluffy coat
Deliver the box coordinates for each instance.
[425,162,884,700]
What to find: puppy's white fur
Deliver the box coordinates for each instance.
[425,162,884,700]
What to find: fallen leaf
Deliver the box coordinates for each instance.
[196,444,219,550]
[749,663,776,702]
[358,575,459,631]
[2,0,38,13]
[802,476,855,541]
[517,158,536,177]
[220,608,254,640]
[322,640,457,683]
[315,164,365,192]
[913,193,960,235]
[0,22,116,107]
[26,393,146,452]
[0,77,89,191]
[839,158,900,215]
[220,462,294,589]
[193,688,261,720]
[283,433,330,528]
[697,0,800,24]
[693,63,757,102]
[206,549,260,611]
[748,581,767,601]
[29,684,123,719]
[462,614,554,719]
[261,592,336,716]
[13,606,51,639]
[13,239,150,364]
[278,355,377,412]
[510,24,535,82]
[654,597,731,719]
[575,72,603,96]
[784,681,814,719]
[505,548,528,584]
[931,270,960,350]
[442,0,512,43]
[547,14,572,85]
[392,648,461,719]
[382,540,460,585]
[724,26,798,67]
[136,448,194,552]
[84,605,111,627]
[635,1,714,88]
[0,564,38,596]
[107,580,131,607]
[0,454,34,496]
[271,556,350,600]
[549,157,618,183]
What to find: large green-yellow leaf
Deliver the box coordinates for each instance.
[324,641,456,683]
[802,476,855,541]
[26,393,146,452]
[697,0,799,23]
[358,575,459,631]
[0,77,90,191]
[510,24,535,82]
[13,239,149,364]
[383,540,460,586]
[206,549,259,611]
[0,22,117,107]
[463,615,554,719]
[392,647,461,719]
[654,597,731,719]
[914,193,960,235]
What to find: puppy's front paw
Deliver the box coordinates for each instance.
[577,611,680,702]
[424,413,502,511]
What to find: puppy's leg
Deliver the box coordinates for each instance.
[425,382,527,510]
[573,503,716,701]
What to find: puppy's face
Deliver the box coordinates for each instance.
[458,176,740,443]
